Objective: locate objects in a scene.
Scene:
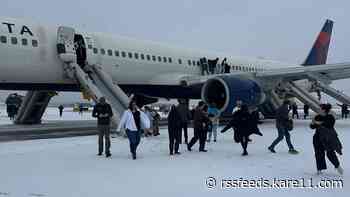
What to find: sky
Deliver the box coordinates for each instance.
[1,0,350,99]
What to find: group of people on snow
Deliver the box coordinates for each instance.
[91,97,344,175]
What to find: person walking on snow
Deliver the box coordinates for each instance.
[92,97,113,157]
[310,104,343,175]
[117,100,150,160]
[167,105,182,155]
[268,100,299,154]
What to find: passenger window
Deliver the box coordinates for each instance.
[192,60,196,66]
[158,56,162,62]
[152,55,156,61]
[163,57,167,62]
[122,51,126,57]
[11,37,18,45]
[146,55,151,61]
[178,59,182,64]
[100,49,106,55]
[128,52,133,58]
[188,60,191,65]
[134,53,139,59]
[88,45,93,49]
[32,40,38,47]
[93,48,98,54]
[0,36,7,43]
[114,50,119,57]
[141,54,145,60]
[197,61,200,66]
[22,38,28,46]
[168,57,172,63]
[108,49,113,56]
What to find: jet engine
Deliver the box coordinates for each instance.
[201,76,265,114]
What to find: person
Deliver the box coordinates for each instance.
[221,58,227,73]
[117,100,150,160]
[58,105,64,117]
[153,111,161,136]
[337,103,348,119]
[310,104,343,175]
[200,57,209,75]
[208,57,219,74]
[167,105,182,155]
[92,97,113,157]
[292,103,299,119]
[79,103,84,115]
[221,104,262,156]
[232,100,243,114]
[303,104,310,119]
[268,100,299,154]
[176,99,191,144]
[75,39,87,69]
[207,103,220,142]
[144,106,154,136]
[187,101,210,152]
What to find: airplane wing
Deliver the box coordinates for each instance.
[255,62,350,81]
[180,62,350,86]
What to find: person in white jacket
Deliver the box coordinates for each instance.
[117,101,150,160]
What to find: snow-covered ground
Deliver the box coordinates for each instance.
[0,118,348,196]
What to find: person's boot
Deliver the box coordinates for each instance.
[288,149,299,154]
[199,149,208,152]
[132,153,137,160]
[336,166,344,175]
[97,152,102,156]
[268,146,276,153]
[106,152,112,158]
[242,150,248,156]
[187,144,192,151]
[175,151,181,155]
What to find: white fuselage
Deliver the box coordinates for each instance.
[0,17,304,94]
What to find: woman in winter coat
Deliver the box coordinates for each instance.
[310,103,343,175]
[117,101,150,160]
[167,105,182,155]
[221,104,262,156]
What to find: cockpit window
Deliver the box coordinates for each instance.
[0,36,7,44]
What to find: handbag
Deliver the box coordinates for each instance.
[286,119,293,131]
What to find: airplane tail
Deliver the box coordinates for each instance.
[302,19,333,66]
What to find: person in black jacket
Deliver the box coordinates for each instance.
[167,105,182,155]
[92,97,113,157]
[268,100,299,154]
[187,101,210,152]
[221,104,262,156]
[310,104,343,175]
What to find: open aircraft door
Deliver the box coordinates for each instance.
[56,26,76,63]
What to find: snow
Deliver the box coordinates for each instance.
[0,117,348,196]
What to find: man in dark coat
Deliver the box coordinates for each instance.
[187,101,210,152]
[268,100,299,154]
[221,105,262,156]
[176,99,191,144]
[310,104,343,175]
[303,104,309,119]
[167,105,182,155]
[92,97,113,157]
[58,105,64,117]
[337,103,348,119]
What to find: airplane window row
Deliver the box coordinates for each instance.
[89,46,264,72]
[92,47,175,64]
[0,35,38,47]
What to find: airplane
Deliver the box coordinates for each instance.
[1,17,350,124]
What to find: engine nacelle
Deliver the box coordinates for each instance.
[201,76,266,114]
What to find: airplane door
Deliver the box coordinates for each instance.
[57,26,76,63]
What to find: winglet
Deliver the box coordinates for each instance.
[302,19,333,66]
